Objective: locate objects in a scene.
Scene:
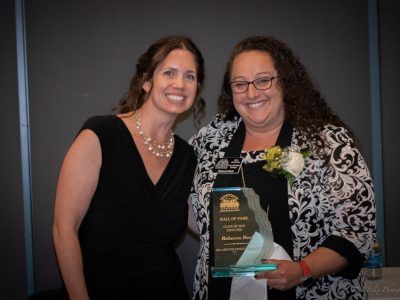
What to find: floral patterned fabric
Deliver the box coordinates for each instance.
[189,114,375,300]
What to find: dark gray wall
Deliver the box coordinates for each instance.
[1,0,399,298]
[0,1,27,299]
[26,0,373,293]
[379,0,400,267]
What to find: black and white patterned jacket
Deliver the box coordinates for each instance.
[189,114,375,300]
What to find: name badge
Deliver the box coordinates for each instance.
[215,157,243,174]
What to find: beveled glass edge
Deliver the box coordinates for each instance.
[212,187,243,192]
[211,263,277,277]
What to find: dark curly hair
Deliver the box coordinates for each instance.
[115,35,205,128]
[218,36,356,151]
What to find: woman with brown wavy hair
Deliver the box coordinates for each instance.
[189,36,375,300]
[53,35,205,300]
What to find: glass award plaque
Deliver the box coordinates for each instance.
[210,187,277,277]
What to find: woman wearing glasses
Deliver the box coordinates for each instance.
[188,36,375,299]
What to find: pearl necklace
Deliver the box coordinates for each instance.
[135,116,174,158]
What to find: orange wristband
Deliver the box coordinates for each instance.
[299,260,314,286]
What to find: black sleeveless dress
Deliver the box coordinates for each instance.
[76,115,195,299]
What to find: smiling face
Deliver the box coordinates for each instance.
[231,50,285,132]
[142,48,198,117]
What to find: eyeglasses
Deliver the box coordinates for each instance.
[230,76,278,93]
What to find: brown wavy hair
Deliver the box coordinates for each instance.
[115,35,205,128]
[218,36,356,150]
